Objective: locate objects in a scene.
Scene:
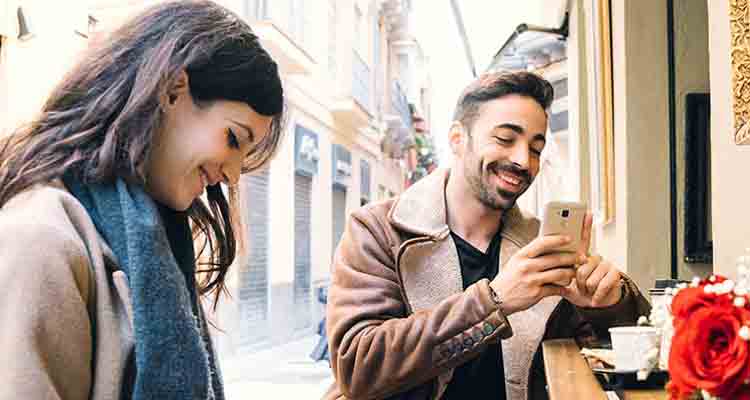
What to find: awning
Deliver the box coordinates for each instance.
[449,0,569,73]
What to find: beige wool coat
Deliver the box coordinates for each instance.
[0,182,135,399]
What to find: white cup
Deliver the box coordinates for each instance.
[609,326,660,371]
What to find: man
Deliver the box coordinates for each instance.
[323,72,650,400]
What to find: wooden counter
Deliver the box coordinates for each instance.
[542,339,667,400]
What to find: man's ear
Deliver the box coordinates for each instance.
[448,122,467,155]
[164,70,190,108]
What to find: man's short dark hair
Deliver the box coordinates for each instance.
[452,71,554,131]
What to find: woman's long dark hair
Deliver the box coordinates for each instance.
[0,0,286,306]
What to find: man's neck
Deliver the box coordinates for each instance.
[445,170,504,251]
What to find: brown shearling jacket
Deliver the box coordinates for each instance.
[324,169,651,400]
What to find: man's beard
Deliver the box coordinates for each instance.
[466,159,532,211]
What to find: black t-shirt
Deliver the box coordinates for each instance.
[441,230,506,400]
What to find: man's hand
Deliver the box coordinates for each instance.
[560,213,623,308]
[489,235,584,316]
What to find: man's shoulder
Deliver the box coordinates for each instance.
[503,206,541,245]
[351,198,397,229]
[516,207,541,229]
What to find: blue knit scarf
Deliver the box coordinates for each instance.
[64,177,224,400]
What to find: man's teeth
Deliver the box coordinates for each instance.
[499,174,521,185]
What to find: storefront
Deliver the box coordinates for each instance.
[292,124,319,332]
[331,143,351,256]
[360,158,371,205]
[237,166,271,348]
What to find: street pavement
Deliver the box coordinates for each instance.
[221,335,334,399]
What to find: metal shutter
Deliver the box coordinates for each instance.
[293,173,313,331]
[238,168,270,346]
[332,187,347,257]
[360,159,371,205]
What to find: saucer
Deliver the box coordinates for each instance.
[592,366,640,375]
[592,367,669,390]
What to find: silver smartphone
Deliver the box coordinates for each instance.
[539,201,587,254]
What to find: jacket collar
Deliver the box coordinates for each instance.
[387,168,539,245]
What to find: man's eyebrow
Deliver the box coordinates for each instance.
[495,123,546,143]
[494,123,524,134]
[230,119,255,142]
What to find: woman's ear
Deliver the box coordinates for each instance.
[164,70,190,108]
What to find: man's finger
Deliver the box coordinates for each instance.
[535,267,577,287]
[592,268,622,306]
[540,283,567,299]
[579,212,593,255]
[576,255,601,294]
[521,235,572,259]
[529,252,583,272]
[585,263,609,296]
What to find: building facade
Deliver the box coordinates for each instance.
[512,0,749,293]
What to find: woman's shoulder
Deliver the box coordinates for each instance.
[0,182,94,296]
[1,181,88,229]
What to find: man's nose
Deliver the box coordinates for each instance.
[508,142,530,170]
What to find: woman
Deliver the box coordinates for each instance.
[0,1,285,399]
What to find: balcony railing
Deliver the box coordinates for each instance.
[391,80,412,129]
[352,50,372,115]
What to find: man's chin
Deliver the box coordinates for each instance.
[495,189,524,210]
[474,180,525,210]
[478,192,517,211]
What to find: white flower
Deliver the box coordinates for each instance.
[735,297,747,307]
[691,277,701,287]
[739,326,750,341]
[735,286,748,296]
[701,389,718,400]
[710,275,717,282]
[711,281,736,295]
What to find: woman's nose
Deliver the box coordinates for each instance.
[221,159,241,186]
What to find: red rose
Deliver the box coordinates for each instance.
[735,386,750,399]
[670,286,732,331]
[668,299,750,399]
